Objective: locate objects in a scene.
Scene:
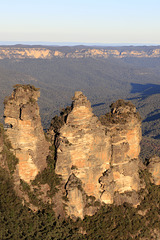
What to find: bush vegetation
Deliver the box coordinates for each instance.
[31,145,62,198]
[0,155,159,240]
[0,123,18,174]
[13,84,39,91]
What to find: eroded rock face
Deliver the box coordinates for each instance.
[4,85,50,183]
[55,93,143,219]
[100,100,142,206]
[0,47,51,59]
[148,156,160,185]
[56,92,110,197]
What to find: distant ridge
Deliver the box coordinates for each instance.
[0,41,160,47]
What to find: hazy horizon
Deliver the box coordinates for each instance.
[0,41,160,47]
[1,0,160,45]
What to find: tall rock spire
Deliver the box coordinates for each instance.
[4,85,50,183]
[55,93,143,219]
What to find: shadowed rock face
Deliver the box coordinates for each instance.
[55,92,143,219]
[4,85,50,183]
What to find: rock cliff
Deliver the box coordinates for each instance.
[100,100,142,206]
[147,156,160,185]
[0,46,160,59]
[53,92,143,219]
[4,85,50,183]
[0,47,51,59]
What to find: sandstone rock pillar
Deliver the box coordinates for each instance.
[4,85,50,183]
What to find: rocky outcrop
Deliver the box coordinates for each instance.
[100,100,142,206]
[56,92,110,196]
[147,156,160,185]
[0,47,51,59]
[4,85,50,183]
[54,92,143,219]
[55,92,110,218]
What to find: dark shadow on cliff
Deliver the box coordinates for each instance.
[91,102,105,108]
[129,83,160,100]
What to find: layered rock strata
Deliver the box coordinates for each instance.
[4,85,50,183]
[55,92,143,219]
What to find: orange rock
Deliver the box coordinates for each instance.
[54,94,143,219]
[148,156,160,185]
[4,85,50,183]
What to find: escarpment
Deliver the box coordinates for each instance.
[52,92,144,219]
[4,85,50,183]
[1,47,160,59]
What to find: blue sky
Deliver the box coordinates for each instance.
[0,0,160,44]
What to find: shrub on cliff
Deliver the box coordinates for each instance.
[13,84,39,91]
[0,123,18,174]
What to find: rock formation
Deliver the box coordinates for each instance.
[100,100,142,206]
[54,92,143,219]
[0,47,51,59]
[147,156,160,185]
[4,85,50,183]
[3,86,158,220]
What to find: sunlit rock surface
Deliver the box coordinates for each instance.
[148,156,160,185]
[1,47,160,59]
[4,85,50,183]
[55,93,143,219]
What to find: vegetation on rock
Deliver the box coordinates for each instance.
[13,84,39,91]
[0,123,18,174]
[31,145,62,198]
[0,165,159,239]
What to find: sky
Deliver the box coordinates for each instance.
[0,0,160,45]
